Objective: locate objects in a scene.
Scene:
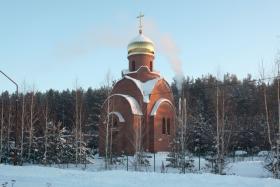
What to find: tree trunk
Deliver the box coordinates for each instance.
[79,95,83,164]
[104,72,111,170]
[263,84,272,147]
[44,103,48,165]
[260,61,272,149]
[0,97,3,163]
[20,93,25,164]
[276,64,280,178]
[216,83,221,174]
[75,87,79,166]
[7,99,11,157]
[221,89,225,174]
[28,91,34,161]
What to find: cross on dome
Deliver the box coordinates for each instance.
[127,13,155,57]
[136,12,144,34]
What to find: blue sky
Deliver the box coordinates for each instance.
[1,0,280,92]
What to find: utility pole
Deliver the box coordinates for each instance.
[0,70,19,165]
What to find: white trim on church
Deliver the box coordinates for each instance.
[108,111,125,122]
[150,98,174,116]
[105,94,143,115]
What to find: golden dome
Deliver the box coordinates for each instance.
[127,33,155,57]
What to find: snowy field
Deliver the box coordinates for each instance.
[0,153,278,187]
[1,164,280,187]
[226,161,271,178]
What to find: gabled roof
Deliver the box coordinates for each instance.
[124,75,162,103]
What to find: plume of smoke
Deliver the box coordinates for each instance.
[145,20,185,92]
[55,18,185,92]
[54,25,134,62]
[159,34,184,91]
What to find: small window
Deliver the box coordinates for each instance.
[162,118,166,134]
[150,61,153,71]
[113,120,117,127]
[132,61,136,71]
[167,118,171,135]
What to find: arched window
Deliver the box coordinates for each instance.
[132,61,136,71]
[113,119,118,127]
[167,118,171,135]
[162,118,166,134]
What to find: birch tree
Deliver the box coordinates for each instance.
[20,85,26,164]
[220,88,226,174]
[215,73,226,175]
[260,62,272,148]
[43,100,49,165]
[27,88,39,162]
[276,57,280,178]
[7,97,12,160]
[0,96,3,163]
[104,71,112,169]
[216,80,221,174]
[75,83,79,166]
[74,80,86,166]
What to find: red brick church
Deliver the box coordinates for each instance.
[99,15,175,155]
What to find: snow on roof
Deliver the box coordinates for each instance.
[109,112,125,122]
[124,75,161,103]
[109,94,143,115]
[122,66,161,76]
[150,98,174,116]
[128,33,154,45]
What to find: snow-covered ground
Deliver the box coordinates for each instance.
[1,164,279,187]
[226,161,271,178]
[0,153,277,186]
[23,152,271,177]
